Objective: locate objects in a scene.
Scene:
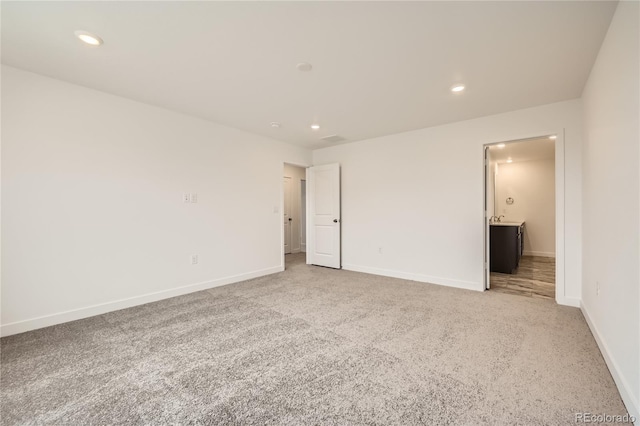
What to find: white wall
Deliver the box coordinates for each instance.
[495,157,555,257]
[581,0,639,420]
[283,163,306,254]
[313,99,582,305]
[1,66,312,336]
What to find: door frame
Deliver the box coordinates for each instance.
[282,162,311,269]
[484,146,492,289]
[283,176,292,255]
[300,179,307,253]
[483,131,566,305]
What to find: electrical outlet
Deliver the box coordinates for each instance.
[183,193,191,203]
[596,281,600,296]
[190,193,198,203]
[190,254,198,265]
[378,247,383,254]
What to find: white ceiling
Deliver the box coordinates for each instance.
[1,1,617,149]
[489,137,556,164]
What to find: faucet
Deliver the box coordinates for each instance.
[490,215,505,223]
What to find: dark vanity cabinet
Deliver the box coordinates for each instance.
[490,223,524,274]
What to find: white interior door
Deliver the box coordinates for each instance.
[307,164,341,268]
[283,177,292,254]
[300,180,306,253]
[485,147,491,289]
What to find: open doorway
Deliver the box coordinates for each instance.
[485,136,557,299]
[283,163,307,268]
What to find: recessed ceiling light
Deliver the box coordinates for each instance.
[74,30,103,46]
[451,84,465,93]
[310,124,320,131]
[549,135,557,140]
[297,62,313,72]
[270,122,281,128]
[507,158,513,163]
[497,143,506,148]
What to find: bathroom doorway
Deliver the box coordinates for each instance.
[484,136,558,299]
[283,163,307,269]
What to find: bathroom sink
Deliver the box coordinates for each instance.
[491,221,525,226]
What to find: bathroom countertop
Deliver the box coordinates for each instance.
[490,221,525,227]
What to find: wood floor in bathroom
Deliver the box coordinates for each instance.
[490,255,555,299]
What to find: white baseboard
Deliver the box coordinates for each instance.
[0,265,284,337]
[523,250,556,258]
[581,302,640,424]
[342,264,482,292]
[556,296,580,307]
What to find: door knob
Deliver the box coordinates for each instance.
[288,218,292,221]
[333,219,339,223]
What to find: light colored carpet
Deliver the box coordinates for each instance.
[1,253,628,424]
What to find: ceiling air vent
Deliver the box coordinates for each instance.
[320,134,346,143]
